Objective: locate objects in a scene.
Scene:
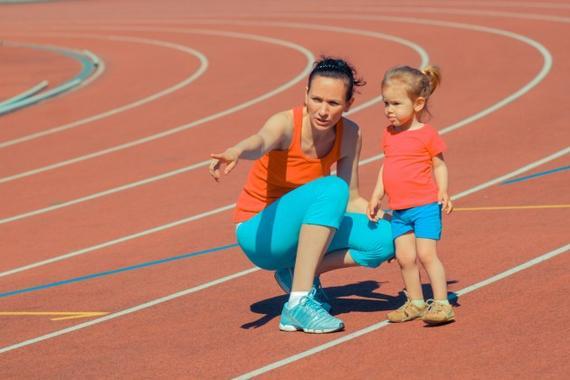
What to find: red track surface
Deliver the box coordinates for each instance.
[0,0,568,378]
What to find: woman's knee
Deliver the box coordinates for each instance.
[237,241,294,270]
[236,222,295,270]
[333,214,395,268]
[302,177,349,227]
[314,176,349,204]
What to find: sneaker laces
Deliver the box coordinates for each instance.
[307,288,328,307]
[312,277,330,302]
[308,287,319,299]
[301,296,330,318]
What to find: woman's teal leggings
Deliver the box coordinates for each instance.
[236,176,394,270]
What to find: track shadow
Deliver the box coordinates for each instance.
[241,279,460,329]
[415,280,460,304]
[241,280,398,329]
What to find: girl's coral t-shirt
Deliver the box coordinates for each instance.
[382,124,447,210]
[233,106,343,223]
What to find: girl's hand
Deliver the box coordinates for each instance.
[438,191,453,214]
[366,197,382,222]
[209,148,240,181]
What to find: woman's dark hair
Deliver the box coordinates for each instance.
[307,57,366,101]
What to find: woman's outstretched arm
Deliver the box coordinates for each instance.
[208,111,292,181]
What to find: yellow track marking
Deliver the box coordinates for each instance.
[0,312,109,321]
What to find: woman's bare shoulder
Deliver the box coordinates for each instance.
[269,109,294,125]
[259,109,296,150]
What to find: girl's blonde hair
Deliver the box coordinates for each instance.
[381,64,441,120]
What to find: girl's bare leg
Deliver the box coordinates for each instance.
[395,233,423,300]
[416,238,447,300]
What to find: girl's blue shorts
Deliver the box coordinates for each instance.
[391,202,442,240]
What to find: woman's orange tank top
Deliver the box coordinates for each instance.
[233,106,344,222]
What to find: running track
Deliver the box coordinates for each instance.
[0,0,568,378]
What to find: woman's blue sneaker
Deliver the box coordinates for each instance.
[274,268,332,311]
[279,296,344,333]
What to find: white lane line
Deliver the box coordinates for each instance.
[0,162,210,224]
[0,142,565,296]
[0,149,567,354]
[353,6,570,23]
[452,148,570,200]
[75,49,106,91]
[392,0,570,10]
[0,267,260,355]
[234,243,569,379]
[0,16,554,275]
[0,5,564,366]
[0,22,428,224]
[0,33,208,148]
[0,28,314,184]
[0,14,552,225]
[0,204,235,278]
[232,13,562,378]
[178,17,552,136]
[4,146,564,279]
[281,13,554,138]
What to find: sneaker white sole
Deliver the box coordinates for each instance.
[279,323,344,334]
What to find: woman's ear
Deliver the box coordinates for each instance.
[414,97,426,112]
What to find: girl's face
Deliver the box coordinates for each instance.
[382,80,425,128]
[305,76,353,130]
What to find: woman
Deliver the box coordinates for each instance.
[209,57,394,333]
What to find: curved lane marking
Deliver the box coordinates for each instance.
[0,22,428,224]
[0,80,48,107]
[0,10,565,358]
[0,148,567,354]
[0,16,553,274]
[0,28,314,183]
[0,42,100,115]
[358,6,570,23]
[395,0,570,10]
[0,33,208,148]
[71,49,106,93]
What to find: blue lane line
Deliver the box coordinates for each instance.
[502,165,569,185]
[0,243,239,299]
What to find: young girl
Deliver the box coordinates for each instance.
[367,65,454,325]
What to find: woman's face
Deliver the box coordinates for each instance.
[305,76,353,130]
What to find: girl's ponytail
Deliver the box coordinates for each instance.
[421,65,441,97]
